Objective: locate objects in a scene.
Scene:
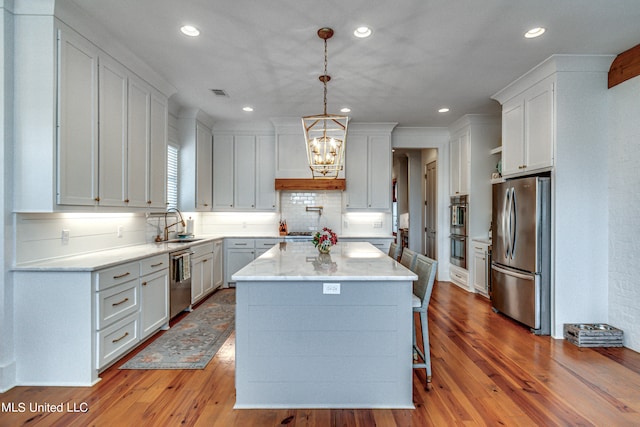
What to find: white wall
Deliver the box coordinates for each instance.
[0,0,15,392]
[552,66,611,338]
[608,76,640,352]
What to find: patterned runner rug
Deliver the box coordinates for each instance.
[120,288,235,369]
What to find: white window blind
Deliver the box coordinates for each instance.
[167,144,179,210]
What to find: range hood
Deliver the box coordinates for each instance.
[274,179,345,191]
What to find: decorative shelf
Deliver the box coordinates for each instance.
[490,146,503,155]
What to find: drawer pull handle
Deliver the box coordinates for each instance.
[112,297,129,306]
[151,262,164,267]
[112,332,129,343]
[235,243,247,246]
[113,272,131,279]
[203,259,208,263]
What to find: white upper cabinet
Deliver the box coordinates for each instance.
[126,76,152,207]
[179,113,213,211]
[148,93,168,208]
[449,129,470,196]
[344,124,395,211]
[98,55,128,207]
[212,132,276,211]
[499,78,554,176]
[196,122,213,209]
[255,135,277,210]
[13,17,170,212]
[233,135,257,209]
[56,27,100,206]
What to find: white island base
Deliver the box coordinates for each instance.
[232,242,417,409]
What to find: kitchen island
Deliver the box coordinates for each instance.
[232,241,417,409]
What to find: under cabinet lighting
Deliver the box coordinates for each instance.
[438,107,450,113]
[340,107,351,113]
[242,106,254,112]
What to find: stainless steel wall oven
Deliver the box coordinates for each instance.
[450,195,468,268]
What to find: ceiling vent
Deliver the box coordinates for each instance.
[210,89,229,97]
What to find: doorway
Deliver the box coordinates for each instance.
[424,160,437,258]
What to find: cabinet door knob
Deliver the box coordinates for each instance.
[142,281,148,286]
[124,199,129,203]
[94,197,100,202]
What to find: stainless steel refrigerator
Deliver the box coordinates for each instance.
[491,176,551,335]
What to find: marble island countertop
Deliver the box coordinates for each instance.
[232,241,417,282]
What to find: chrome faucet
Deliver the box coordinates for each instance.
[163,208,186,241]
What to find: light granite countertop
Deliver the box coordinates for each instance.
[232,241,417,282]
[12,235,227,272]
[13,235,396,272]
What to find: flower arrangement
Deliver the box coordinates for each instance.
[313,227,338,253]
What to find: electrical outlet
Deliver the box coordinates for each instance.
[61,229,70,245]
[117,225,124,238]
[373,221,383,228]
[323,283,340,295]
[343,220,349,228]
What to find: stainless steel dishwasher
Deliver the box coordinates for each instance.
[170,250,192,319]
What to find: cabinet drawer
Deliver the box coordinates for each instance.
[97,312,139,369]
[254,238,280,248]
[191,242,214,258]
[95,261,139,291]
[227,238,255,248]
[140,254,168,276]
[450,266,469,288]
[96,280,139,330]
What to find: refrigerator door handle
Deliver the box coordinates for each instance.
[502,187,510,259]
[491,263,534,281]
[510,187,517,260]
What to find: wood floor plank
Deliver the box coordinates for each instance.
[2,283,640,426]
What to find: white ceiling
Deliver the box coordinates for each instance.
[69,0,640,127]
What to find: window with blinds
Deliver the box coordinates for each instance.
[167,144,179,210]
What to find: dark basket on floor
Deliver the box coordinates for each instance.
[564,323,624,347]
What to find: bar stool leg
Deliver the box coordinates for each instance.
[420,310,431,383]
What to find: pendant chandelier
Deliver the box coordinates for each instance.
[302,27,349,179]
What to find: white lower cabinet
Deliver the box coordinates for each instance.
[14,252,171,385]
[471,241,490,297]
[225,238,280,286]
[139,254,170,339]
[97,313,139,370]
[213,240,224,290]
[190,242,217,304]
[450,265,470,291]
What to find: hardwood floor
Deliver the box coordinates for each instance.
[2,282,640,426]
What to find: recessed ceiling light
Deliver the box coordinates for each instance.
[341,107,351,113]
[438,107,450,113]
[242,106,254,112]
[353,26,372,38]
[180,25,200,37]
[524,27,545,39]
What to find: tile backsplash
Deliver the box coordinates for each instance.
[280,191,342,234]
[15,192,391,263]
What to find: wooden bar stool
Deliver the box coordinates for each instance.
[411,254,438,385]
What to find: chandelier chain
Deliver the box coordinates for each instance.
[323,37,328,115]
